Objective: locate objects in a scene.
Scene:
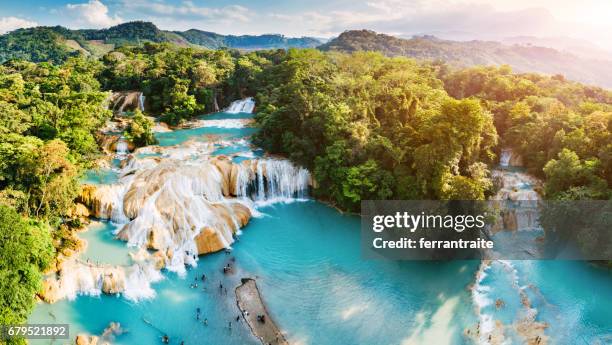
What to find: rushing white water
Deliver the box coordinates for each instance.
[234,159,311,204]
[116,137,129,157]
[188,118,254,128]
[226,97,255,114]
[138,93,145,112]
[468,149,548,344]
[57,134,311,301]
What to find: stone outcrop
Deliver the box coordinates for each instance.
[109,91,144,114]
[75,335,101,345]
[194,227,225,254]
[101,268,126,294]
[39,279,62,304]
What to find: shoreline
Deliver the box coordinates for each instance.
[235,278,288,345]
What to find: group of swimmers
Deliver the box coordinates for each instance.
[165,258,242,343]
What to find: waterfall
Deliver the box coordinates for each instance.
[234,159,311,203]
[138,93,145,112]
[116,137,129,157]
[79,153,309,274]
[226,97,255,114]
[500,149,512,167]
[43,253,164,302]
[62,135,310,301]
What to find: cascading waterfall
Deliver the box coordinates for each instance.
[138,92,145,112]
[54,139,311,301]
[226,97,255,114]
[116,137,129,157]
[234,159,311,204]
[47,94,313,303]
[468,149,548,344]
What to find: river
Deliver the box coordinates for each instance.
[29,99,611,345]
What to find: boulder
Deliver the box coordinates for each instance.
[72,203,90,218]
[101,268,126,294]
[75,335,98,345]
[195,227,225,255]
[39,279,62,304]
[211,156,233,196]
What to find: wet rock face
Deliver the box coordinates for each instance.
[194,227,225,254]
[78,154,308,264]
[509,153,524,167]
[109,91,144,114]
[101,268,126,294]
[64,142,309,302]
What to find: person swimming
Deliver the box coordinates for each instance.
[161,335,169,344]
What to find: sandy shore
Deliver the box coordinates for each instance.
[235,278,288,345]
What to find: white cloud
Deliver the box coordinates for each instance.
[66,0,123,28]
[0,16,37,34]
[123,0,250,23]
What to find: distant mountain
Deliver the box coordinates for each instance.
[178,29,321,50]
[501,36,612,61]
[320,30,612,88]
[0,21,322,64]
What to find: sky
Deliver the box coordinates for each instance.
[0,0,611,50]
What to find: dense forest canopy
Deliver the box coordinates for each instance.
[0,38,610,338]
[244,49,611,209]
[0,56,111,337]
[441,65,612,199]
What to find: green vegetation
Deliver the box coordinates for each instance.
[248,50,610,209]
[99,43,278,125]
[441,65,611,199]
[0,22,322,65]
[0,57,111,337]
[0,206,53,344]
[252,49,498,210]
[124,110,157,147]
[320,30,612,88]
[99,43,236,125]
[0,31,610,330]
[179,29,322,50]
[0,27,82,65]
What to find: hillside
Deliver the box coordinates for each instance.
[0,21,322,64]
[178,29,321,50]
[319,30,612,88]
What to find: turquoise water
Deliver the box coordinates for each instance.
[30,111,611,345]
[155,112,257,147]
[78,221,132,266]
[82,168,119,185]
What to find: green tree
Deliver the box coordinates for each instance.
[0,206,54,342]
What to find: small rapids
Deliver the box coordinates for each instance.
[469,149,549,345]
[225,97,255,114]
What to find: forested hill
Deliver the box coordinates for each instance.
[0,21,322,64]
[319,30,612,88]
